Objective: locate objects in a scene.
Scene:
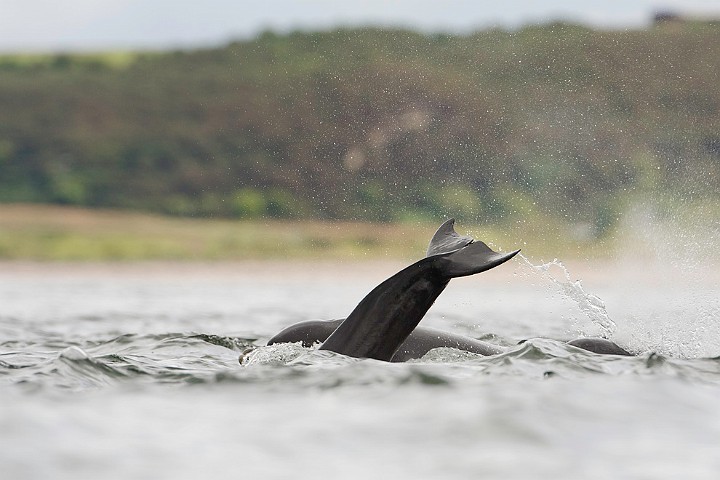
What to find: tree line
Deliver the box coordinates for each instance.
[1,22,718,235]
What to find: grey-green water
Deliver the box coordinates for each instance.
[1,259,719,479]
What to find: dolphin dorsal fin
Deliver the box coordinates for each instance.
[426,218,474,257]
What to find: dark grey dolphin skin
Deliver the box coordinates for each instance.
[269,219,519,361]
[317,220,519,360]
[567,338,632,356]
[267,319,504,362]
[318,238,519,360]
[268,319,632,360]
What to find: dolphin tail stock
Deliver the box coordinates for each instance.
[318,219,519,361]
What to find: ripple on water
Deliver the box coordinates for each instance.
[4,328,720,394]
[228,338,720,391]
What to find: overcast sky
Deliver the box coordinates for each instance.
[2,0,720,53]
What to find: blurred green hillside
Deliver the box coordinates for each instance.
[1,22,719,238]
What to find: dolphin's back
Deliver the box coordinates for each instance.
[267,319,342,347]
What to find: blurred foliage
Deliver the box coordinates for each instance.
[0,204,612,260]
[1,22,719,239]
[0,204,435,260]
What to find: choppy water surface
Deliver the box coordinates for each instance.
[1,259,719,480]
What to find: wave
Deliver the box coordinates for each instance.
[238,338,720,387]
[0,332,253,392]
[3,329,720,394]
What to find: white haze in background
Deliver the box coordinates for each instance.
[2,0,720,52]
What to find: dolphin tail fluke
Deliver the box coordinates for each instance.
[437,240,520,278]
[427,218,519,278]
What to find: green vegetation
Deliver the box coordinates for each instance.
[0,204,437,260]
[1,22,719,244]
[0,204,611,261]
[0,204,443,260]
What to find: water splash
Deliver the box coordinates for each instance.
[240,342,308,366]
[516,254,617,338]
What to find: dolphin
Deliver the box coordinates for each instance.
[566,338,632,356]
[317,219,519,360]
[268,319,631,360]
[268,318,505,361]
[267,219,633,360]
[269,219,519,361]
